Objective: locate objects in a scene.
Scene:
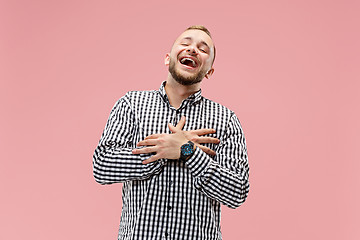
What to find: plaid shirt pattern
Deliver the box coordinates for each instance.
[93,82,250,240]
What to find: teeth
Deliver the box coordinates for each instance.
[180,57,196,67]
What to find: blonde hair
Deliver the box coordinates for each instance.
[186,25,213,38]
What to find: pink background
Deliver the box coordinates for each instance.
[1,0,359,239]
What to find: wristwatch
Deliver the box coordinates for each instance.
[180,141,195,161]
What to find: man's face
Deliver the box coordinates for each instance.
[165,29,215,85]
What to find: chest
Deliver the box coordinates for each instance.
[131,98,229,150]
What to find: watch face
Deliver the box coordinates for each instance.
[181,142,194,158]
[182,144,193,155]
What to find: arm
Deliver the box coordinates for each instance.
[185,114,250,209]
[132,115,248,208]
[92,95,165,184]
[134,116,220,164]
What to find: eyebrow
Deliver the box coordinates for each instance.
[182,37,210,49]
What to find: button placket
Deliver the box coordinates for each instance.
[164,109,180,240]
[171,109,179,126]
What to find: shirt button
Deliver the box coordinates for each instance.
[168,206,172,210]
[165,232,169,237]
[169,180,173,185]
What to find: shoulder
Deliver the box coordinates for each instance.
[125,89,158,98]
[112,90,160,112]
[201,96,236,118]
[201,97,246,139]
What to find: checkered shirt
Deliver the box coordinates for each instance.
[93,81,250,240]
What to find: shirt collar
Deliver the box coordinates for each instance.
[158,81,203,106]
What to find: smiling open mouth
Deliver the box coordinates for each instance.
[179,57,198,68]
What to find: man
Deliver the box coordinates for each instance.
[93,25,249,240]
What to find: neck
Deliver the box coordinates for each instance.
[164,74,201,109]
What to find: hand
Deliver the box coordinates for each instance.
[132,116,220,164]
[170,116,220,156]
[182,128,220,156]
[132,117,188,164]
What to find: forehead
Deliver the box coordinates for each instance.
[175,29,214,47]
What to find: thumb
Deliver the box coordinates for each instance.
[168,122,177,133]
[175,116,186,130]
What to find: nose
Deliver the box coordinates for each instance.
[186,45,198,55]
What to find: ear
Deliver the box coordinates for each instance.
[205,68,214,79]
[164,53,170,66]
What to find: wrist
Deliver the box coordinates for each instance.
[180,141,196,161]
[185,144,196,160]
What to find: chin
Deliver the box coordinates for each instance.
[172,70,204,85]
[168,59,206,86]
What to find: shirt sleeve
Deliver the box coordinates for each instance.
[185,113,250,209]
[93,94,165,184]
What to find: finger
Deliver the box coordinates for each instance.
[132,146,157,154]
[175,116,186,130]
[137,139,158,146]
[168,123,177,133]
[142,154,161,164]
[145,134,162,140]
[197,145,216,156]
[196,137,220,144]
[190,128,216,136]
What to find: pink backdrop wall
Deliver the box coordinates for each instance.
[1,0,359,239]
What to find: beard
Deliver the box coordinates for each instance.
[168,58,207,86]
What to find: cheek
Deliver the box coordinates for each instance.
[173,47,186,56]
[201,55,212,67]
[171,55,179,64]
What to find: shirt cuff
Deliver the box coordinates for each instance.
[184,147,211,178]
[158,158,167,165]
